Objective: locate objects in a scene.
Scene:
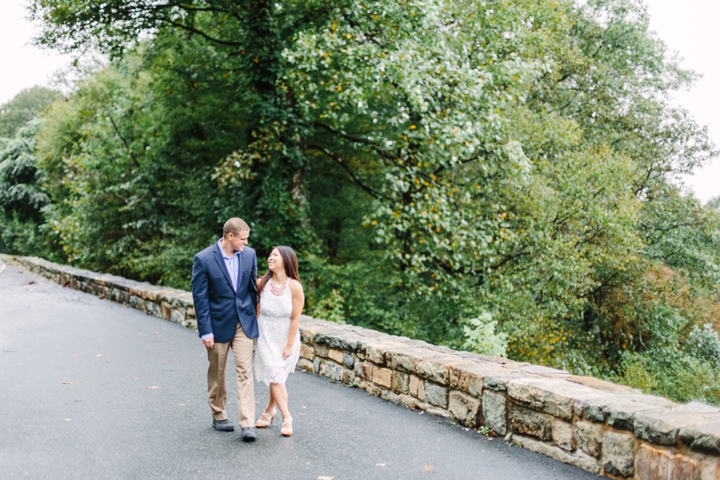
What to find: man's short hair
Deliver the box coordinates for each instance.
[223,217,250,236]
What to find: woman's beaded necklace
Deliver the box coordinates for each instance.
[269,278,288,296]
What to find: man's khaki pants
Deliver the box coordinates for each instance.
[206,322,255,428]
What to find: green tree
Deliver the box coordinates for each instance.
[0,86,63,138]
[28,0,720,406]
[0,120,56,255]
[36,46,249,286]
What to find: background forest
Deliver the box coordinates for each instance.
[2,0,720,405]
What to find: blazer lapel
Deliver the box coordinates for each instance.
[235,249,245,297]
[213,242,234,290]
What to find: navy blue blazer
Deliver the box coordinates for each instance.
[191,242,259,342]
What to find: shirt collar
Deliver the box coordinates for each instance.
[218,238,240,260]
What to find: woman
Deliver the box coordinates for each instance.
[254,246,304,437]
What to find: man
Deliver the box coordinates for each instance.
[191,217,259,442]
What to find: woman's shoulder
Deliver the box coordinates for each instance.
[288,278,304,294]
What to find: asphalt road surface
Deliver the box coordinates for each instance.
[0,259,600,479]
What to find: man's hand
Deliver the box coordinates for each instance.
[203,337,215,349]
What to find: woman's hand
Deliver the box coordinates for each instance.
[282,345,293,360]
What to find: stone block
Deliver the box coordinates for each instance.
[552,420,575,452]
[145,301,161,316]
[386,347,431,373]
[328,348,344,364]
[320,360,344,382]
[392,372,409,394]
[520,365,569,375]
[701,459,720,480]
[186,306,195,320]
[372,366,392,389]
[425,382,448,409]
[313,356,321,374]
[314,343,329,358]
[482,390,507,436]
[606,395,677,432]
[449,361,505,397]
[300,344,315,361]
[668,454,698,480]
[381,389,401,405]
[110,288,122,303]
[314,330,364,351]
[343,352,355,369]
[634,407,719,446]
[511,434,600,475]
[575,420,603,458]
[161,301,172,319]
[448,391,481,427]
[361,381,383,397]
[170,309,185,325]
[634,444,670,480]
[366,344,387,364]
[129,295,146,311]
[680,421,720,455]
[483,369,531,391]
[300,325,320,344]
[601,431,635,477]
[341,368,354,384]
[510,405,553,441]
[427,408,451,419]
[409,375,425,402]
[297,358,314,372]
[416,356,463,385]
[508,377,608,422]
[356,361,373,381]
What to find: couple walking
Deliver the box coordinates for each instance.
[191,217,303,442]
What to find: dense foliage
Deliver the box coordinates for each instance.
[7,0,719,403]
[0,86,62,138]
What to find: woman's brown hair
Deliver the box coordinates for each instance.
[258,246,301,295]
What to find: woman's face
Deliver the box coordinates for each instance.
[268,249,284,273]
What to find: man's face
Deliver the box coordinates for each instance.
[228,230,249,252]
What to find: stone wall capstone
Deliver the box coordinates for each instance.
[14,255,720,480]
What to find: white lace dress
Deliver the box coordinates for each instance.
[254,280,300,385]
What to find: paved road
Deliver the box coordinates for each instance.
[0,259,600,479]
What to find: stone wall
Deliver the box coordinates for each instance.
[15,255,720,480]
[15,256,196,328]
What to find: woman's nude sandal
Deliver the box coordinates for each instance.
[281,417,293,437]
[255,409,276,428]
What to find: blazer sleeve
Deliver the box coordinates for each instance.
[191,254,212,338]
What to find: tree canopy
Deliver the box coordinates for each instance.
[15,0,720,403]
[0,86,63,139]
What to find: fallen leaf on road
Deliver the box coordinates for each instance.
[61,382,72,385]
[96,354,103,357]
[72,354,78,357]
[147,386,160,389]
[132,377,138,380]
[422,465,433,473]
[318,477,334,480]
[63,418,72,422]
[375,463,387,467]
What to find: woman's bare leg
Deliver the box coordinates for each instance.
[264,387,277,415]
[269,382,290,421]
